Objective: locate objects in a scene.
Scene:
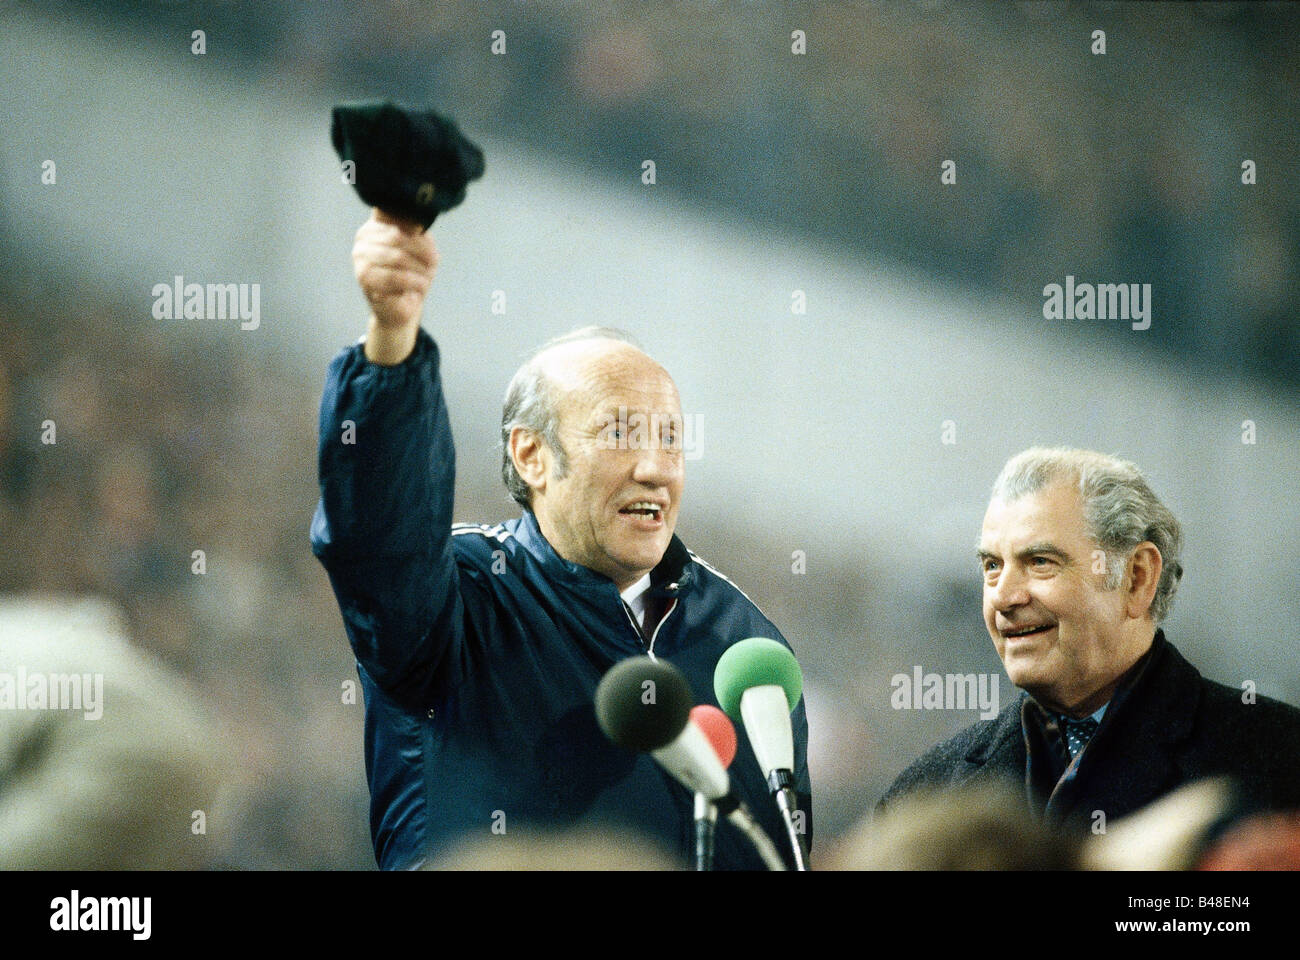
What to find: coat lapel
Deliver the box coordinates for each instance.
[961,694,1029,782]
[952,635,1208,828]
[1050,634,1203,826]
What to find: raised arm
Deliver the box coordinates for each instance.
[310,210,463,709]
[354,209,437,365]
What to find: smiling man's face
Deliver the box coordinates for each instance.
[978,480,1147,716]
[521,340,684,591]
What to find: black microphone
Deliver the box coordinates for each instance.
[595,656,786,870]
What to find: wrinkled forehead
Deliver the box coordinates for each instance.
[980,481,1090,548]
[540,341,681,422]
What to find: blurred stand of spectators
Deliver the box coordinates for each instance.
[0,293,374,868]
[34,0,1297,381]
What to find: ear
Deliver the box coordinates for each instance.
[1124,542,1163,620]
[509,426,548,497]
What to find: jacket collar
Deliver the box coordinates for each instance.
[1088,629,1201,753]
[512,509,695,597]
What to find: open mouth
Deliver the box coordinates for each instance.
[618,501,664,523]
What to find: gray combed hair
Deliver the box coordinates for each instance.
[500,326,646,508]
[991,447,1184,623]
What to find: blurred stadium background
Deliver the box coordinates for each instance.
[1,0,1296,867]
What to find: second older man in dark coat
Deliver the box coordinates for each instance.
[880,447,1300,831]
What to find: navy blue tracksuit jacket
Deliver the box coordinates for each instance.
[310,329,812,869]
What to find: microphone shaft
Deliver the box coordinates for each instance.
[775,784,810,871]
[694,793,717,871]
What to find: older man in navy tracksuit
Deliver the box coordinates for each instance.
[311,210,811,869]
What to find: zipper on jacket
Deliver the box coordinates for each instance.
[621,596,678,659]
[646,598,678,658]
[621,600,649,654]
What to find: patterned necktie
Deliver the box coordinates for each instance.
[1060,716,1100,759]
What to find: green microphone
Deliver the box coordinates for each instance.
[713,637,809,870]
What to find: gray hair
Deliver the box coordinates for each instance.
[991,447,1184,623]
[500,327,646,508]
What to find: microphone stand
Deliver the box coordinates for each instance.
[769,769,810,871]
[712,793,787,871]
[694,793,717,871]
